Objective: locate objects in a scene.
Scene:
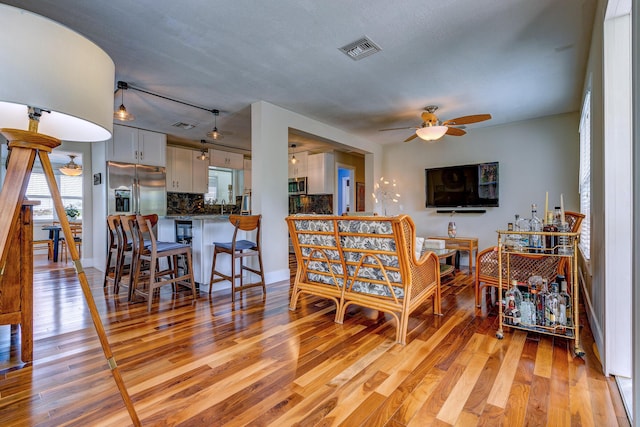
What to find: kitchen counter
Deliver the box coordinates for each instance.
[164,214,230,221]
[158,216,253,287]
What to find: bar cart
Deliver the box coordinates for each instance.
[495,229,584,357]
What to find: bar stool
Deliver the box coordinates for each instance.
[104,215,120,289]
[131,215,197,311]
[209,214,265,302]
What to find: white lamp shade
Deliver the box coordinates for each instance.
[415,125,448,141]
[0,4,115,141]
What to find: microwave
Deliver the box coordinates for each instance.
[288,177,307,195]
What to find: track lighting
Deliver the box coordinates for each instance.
[290,144,297,164]
[206,110,223,140]
[196,140,209,161]
[113,81,134,121]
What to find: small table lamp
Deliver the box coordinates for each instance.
[0,4,139,424]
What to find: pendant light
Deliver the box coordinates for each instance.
[206,109,222,140]
[59,155,82,176]
[113,81,134,121]
[290,144,297,164]
[196,140,209,161]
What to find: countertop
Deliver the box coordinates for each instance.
[163,215,230,222]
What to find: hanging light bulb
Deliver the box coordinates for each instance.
[196,139,209,160]
[59,154,83,176]
[290,144,297,164]
[206,109,223,140]
[113,82,134,121]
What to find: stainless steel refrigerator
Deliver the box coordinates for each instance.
[107,161,167,215]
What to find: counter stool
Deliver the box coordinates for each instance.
[209,214,265,302]
[131,215,197,311]
[104,215,120,289]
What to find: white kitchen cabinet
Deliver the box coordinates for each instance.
[288,150,308,178]
[108,124,166,166]
[209,149,244,169]
[243,158,252,193]
[192,151,210,194]
[307,152,335,195]
[166,146,193,192]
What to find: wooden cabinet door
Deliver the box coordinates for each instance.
[167,147,193,192]
[138,130,166,167]
[192,151,209,194]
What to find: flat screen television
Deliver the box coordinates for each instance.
[425,162,499,208]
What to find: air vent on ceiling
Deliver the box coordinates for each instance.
[172,122,196,130]
[339,36,382,61]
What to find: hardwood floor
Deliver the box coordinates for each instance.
[0,255,629,426]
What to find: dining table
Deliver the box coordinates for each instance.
[41,224,62,262]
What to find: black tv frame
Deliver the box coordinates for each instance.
[425,161,499,208]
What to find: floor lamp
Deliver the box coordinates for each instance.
[0,5,140,425]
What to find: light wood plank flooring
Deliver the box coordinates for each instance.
[0,256,629,426]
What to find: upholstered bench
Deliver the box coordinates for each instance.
[286,214,442,345]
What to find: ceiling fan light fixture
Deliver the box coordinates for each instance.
[59,155,83,176]
[416,125,448,141]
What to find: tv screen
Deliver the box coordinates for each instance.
[425,162,499,208]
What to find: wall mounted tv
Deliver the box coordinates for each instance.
[425,162,499,208]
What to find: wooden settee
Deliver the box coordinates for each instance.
[286,214,441,345]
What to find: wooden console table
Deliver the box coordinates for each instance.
[427,236,479,275]
[0,200,36,362]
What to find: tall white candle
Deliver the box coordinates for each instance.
[560,193,565,225]
[544,191,548,225]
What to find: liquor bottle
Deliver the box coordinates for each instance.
[547,282,560,328]
[558,280,572,333]
[536,279,549,327]
[516,213,530,249]
[503,280,522,326]
[529,204,543,253]
[520,292,535,326]
[543,211,558,253]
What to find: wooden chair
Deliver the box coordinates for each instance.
[209,214,265,302]
[131,215,197,311]
[474,211,585,307]
[60,222,82,263]
[32,239,53,259]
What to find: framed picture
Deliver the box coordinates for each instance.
[356,182,365,212]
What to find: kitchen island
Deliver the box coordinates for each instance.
[158,215,252,288]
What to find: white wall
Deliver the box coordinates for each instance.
[251,101,383,283]
[382,112,580,258]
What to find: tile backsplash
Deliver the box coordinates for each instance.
[167,192,242,215]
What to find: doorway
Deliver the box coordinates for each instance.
[337,164,355,215]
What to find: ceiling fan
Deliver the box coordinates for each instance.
[379,106,491,142]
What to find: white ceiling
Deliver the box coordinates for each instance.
[2,0,596,153]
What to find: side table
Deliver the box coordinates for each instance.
[427,236,479,275]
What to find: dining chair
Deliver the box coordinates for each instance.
[209,214,265,302]
[60,222,82,263]
[131,215,197,311]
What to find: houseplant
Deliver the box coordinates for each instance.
[65,205,80,222]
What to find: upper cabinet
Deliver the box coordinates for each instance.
[288,151,308,179]
[307,152,335,195]
[243,158,252,193]
[107,124,166,166]
[192,151,209,194]
[209,149,244,169]
[166,146,192,192]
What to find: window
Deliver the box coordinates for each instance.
[26,171,83,220]
[578,92,591,260]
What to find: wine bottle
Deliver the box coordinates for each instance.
[543,211,558,253]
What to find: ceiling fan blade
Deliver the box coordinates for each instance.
[445,127,466,136]
[404,133,418,142]
[379,126,416,131]
[442,114,492,126]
